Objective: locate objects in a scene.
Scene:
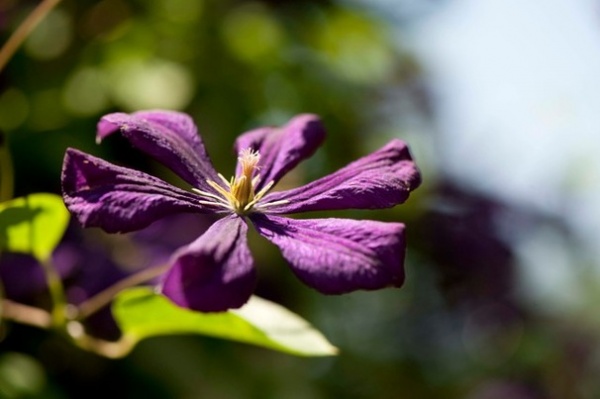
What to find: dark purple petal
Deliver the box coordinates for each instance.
[234,114,326,190]
[161,215,256,312]
[261,139,421,213]
[62,148,211,233]
[57,239,130,341]
[97,110,219,190]
[0,252,75,303]
[251,214,406,294]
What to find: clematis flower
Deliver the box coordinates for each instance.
[62,111,421,312]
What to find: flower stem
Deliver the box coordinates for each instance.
[70,332,136,359]
[76,263,170,320]
[0,299,134,358]
[40,258,67,327]
[0,0,62,74]
[0,299,52,329]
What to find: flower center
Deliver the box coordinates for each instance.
[230,148,261,210]
[193,149,285,215]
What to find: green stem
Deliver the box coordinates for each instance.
[0,0,63,74]
[40,258,67,328]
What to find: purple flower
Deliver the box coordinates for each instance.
[61,111,421,312]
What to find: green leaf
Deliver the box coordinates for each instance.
[0,193,70,261]
[112,287,338,357]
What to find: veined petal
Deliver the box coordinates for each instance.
[251,214,406,294]
[261,139,421,214]
[161,215,256,312]
[62,148,209,233]
[97,110,219,190]
[234,114,326,191]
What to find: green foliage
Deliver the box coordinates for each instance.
[0,352,47,398]
[113,287,338,357]
[0,193,69,262]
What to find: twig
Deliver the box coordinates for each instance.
[73,334,136,359]
[0,299,52,328]
[76,263,170,320]
[0,0,63,73]
[1,299,134,358]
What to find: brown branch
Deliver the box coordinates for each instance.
[1,299,51,329]
[1,299,135,358]
[0,0,63,73]
[76,263,170,320]
[74,334,136,359]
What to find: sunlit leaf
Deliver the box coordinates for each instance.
[113,287,338,357]
[0,193,69,261]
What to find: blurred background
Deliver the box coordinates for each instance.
[1,0,600,397]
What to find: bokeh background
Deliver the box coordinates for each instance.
[2,0,600,398]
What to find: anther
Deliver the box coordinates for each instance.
[193,148,272,215]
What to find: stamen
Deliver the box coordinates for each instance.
[254,180,275,201]
[197,200,232,210]
[191,188,231,205]
[217,173,231,188]
[206,179,233,200]
[242,196,261,212]
[254,199,289,211]
[192,148,280,215]
[230,175,251,205]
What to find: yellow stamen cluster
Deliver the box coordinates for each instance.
[193,149,285,215]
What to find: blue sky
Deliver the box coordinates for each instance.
[396,0,600,313]
[407,0,600,240]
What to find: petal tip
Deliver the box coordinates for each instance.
[160,217,257,313]
[96,113,126,142]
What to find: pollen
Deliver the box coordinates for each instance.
[192,148,285,215]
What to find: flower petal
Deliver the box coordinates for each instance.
[234,114,326,190]
[260,139,421,213]
[161,216,256,312]
[0,252,75,302]
[251,214,406,294]
[97,110,219,190]
[62,148,209,233]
